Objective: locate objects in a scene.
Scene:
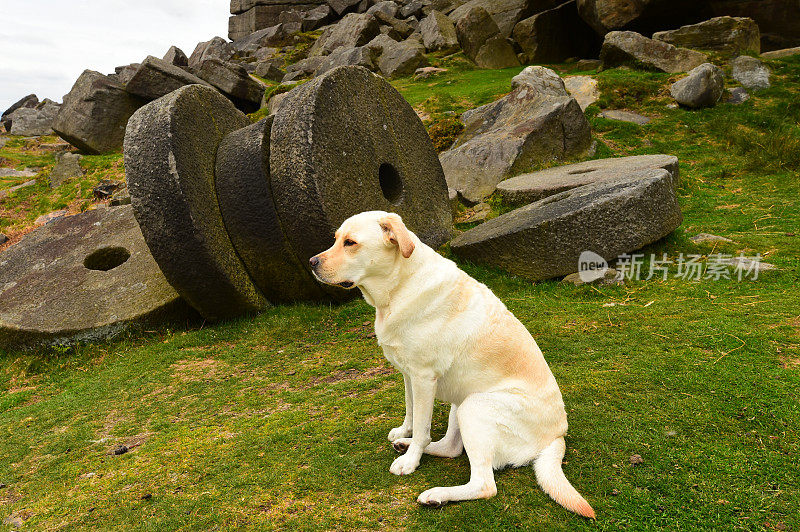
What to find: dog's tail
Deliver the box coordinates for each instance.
[534,437,596,519]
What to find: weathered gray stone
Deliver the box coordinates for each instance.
[761,46,800,59]
[254,58,286,81]
[455,5,519,68]
[327,0,362,16]
[48,152,84,188]
[302,4,334,30]
[196,59,267,113]
[163,46,189,67]
[599,109,651,124]
[0,179,37,201]
[400,0,425,18]
[576,58,602,70]
[52,70,146,154]
[1,94,38,131]
[732,55,770,90]
[374,38,428,77]
[188,37,235,69]
[270,66,453,296]
[690,232,733,244]
[315,45,376,75]
[0,205,196,349]
[115,63,141,85]
[215,117,330,303]
[451,169,683,281]
[8,99,61,136]
[310,13,381,55]
[600,31,708,73]
[726,87,750,104]
[670,63,725,108]
[0,233,7,245]
[124,84,268,319]
[374,11,415,39]
[367,1,400,17]
[419,10,459,52]
[512,0,601,64]
[232,23,301,52]
[449,0,550,37]
[415,66,448,78]
[283,56,327,81]
[440,66,592,202]
[653,17,760,55]
[563,75,599,110]
[124,56,211,101]
[497,154,679,205]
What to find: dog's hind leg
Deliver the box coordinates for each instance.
[394,403,463,458]
[417,394,498,506]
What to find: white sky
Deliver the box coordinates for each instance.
[0,0,231,112]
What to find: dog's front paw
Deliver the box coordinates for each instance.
[387,425,412,441]
[417,487,450,507]
[390,453,419,475]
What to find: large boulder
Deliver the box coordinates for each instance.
[0,205,196,350]
[451,169,683,281]
[670,63,725,108]
[373,38,429,78]
[497,154,679,205]
[732,55,770,90]
[232,22,302,52]
[653,16,760,55]
[600,31,708,73]
[512,0,601,64]
[314,45,376,76]
[309,13,381,55]
[163,46,189,67]
[440,66,592,202]
[1,94,38,131]
[449,0,555,37]
[196,59,268,113]
[455,5,520,68]
[283,56,327,81]
[8,99,61,136]
[124,56,211,101]
[419,10,460,52]
[188,37,235,69]
[124,85,268,319]
[52,70,146,154]
[269,66,453,297]
[301,4,334,30]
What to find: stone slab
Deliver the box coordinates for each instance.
[124,84,268,319]
[0,205,196,349]
[497,154,679,205]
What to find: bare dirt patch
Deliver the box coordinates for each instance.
[170,358,230,382]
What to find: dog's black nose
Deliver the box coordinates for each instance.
[309,256,320,269]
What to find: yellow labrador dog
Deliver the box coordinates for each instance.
[309,211,595,518]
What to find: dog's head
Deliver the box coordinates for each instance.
[309,211,416,289]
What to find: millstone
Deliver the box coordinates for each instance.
[496,155,680,206]
[215,116,329,303]
[124,84,268,320]
[451,169,683,281]
[269,66,453,284]
[0,206,196,349]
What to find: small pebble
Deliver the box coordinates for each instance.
[630,454,644,466]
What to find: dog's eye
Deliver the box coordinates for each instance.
[343,239,357,247]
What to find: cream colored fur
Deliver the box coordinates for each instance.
[310,211,595,518]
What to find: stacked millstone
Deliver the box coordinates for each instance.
[124,65,453,320]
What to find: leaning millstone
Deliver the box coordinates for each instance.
[652,17,760,55]
[497,154,679,205]
[270,66,453,295]
[48,152,84,188]
[124,84,268,319]
[52,70,145,154]
[732,55,770,90]
[0,205,196,350]
[196,59,267,113]
[440,66,591,202]
[451,169,683,281]
[124,56,211,101]
[600,31,708,73]
[163,46,189,67]
[670,63,725,108]
[215,116,330,304]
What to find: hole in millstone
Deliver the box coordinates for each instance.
[567,168,597,175]
[378,163,404,205]
[84,246,131,271]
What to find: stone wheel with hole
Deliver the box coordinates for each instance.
[0,206,196,349]
[269,66,453,297]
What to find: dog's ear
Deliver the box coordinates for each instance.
[379,214,415,258]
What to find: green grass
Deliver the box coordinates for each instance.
[1,56,799,530]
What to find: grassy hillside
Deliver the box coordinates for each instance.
[0,54,798,530]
